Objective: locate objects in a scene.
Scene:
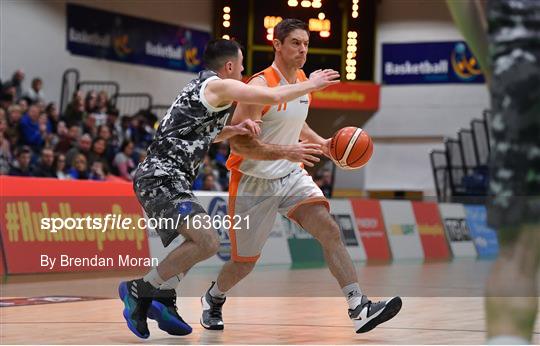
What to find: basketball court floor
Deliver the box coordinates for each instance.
[1,261,539,344]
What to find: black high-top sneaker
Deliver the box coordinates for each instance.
[200,282,226,330]
[147,288,192,336]
[348,295,402,333]
[118,279,155,339]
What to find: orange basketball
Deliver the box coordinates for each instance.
[329,127,373,169]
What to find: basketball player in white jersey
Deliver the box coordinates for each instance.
[200,19,402,334]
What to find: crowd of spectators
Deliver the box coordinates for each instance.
[1,68,333,195]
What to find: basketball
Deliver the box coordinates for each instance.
[330,127,373,169]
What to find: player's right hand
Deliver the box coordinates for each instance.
[309,69,340,90]
[285,141,323,167]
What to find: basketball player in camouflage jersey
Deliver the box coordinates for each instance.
[447,1,540,343]
[118,39,340,339]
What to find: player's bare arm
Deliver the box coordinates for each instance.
[213,118,262,143]
[204,69,339,107]
[300,122,331,158]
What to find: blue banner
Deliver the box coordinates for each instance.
[66,4,210,73]
[382,41,485,85]
[464,205,499,258]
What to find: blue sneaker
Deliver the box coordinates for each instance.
[118,279,153,339]
[147,289,192,336]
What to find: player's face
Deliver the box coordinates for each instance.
[280,29,309,68]
[227,49,245,81]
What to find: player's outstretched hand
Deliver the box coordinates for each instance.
[285,140,323,167]
[309,69,340,90]
[232,119,262,137]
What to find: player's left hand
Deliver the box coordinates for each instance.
[322,138,332,159]
[233,119,262,137]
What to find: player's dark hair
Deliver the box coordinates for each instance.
[274,18,309,43]
[203,39,243,71]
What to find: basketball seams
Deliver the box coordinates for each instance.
[339,128,362,167]
[348,134,373,167]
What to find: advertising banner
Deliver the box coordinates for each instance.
[438,203,477,258]
[0,177,150,274]
[382,41,485,84]
[66,3,210,72]
[350,199,392,261]
[379,200,424,260]
[412,201,451,260]
[464,205,499,258]
[311,83,380,111]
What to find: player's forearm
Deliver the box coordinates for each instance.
[213,126,236,143]
[271,80,316,104]
[300,123,325,145]
[230,135,290,160]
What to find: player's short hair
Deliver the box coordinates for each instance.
[274,18,309,43]
[203,39,243,71]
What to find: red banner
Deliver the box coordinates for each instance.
[0,177,151,274]
[350,199,391,261]
[310,82,380,111]
[412,201,451,260]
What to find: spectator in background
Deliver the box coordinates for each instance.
[23,77,45,104]
[0,110,11,175]
[314,169,333,198]
[0,88,15,110]
[33,147,56,178]
[5,105,22,149]
[45,102,60,133]
[88,137,111,176]
[39,113,54,148]
[201,173,222,191]
[68,153,89,180]
[84,90,97,113]
[113,140,135,181]
[19,104,50,151]
[89,161,106,181]
[82,113,97,138]
[95,91,109,120]
[131,113,154,150]
[65,134,92,168]
[64,90,85,126]
[9,146,33,176]
[54,153,69,180]
[55,124,80,154]
[3,70,25,100]
[17,98,29,114]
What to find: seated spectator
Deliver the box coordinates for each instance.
[39,112,54,149]
[55,124,81,154]
[0,110,11,175]
[54,153,70,180]
[17,98,29,114]
[3,70,25,100]
[45,102,60,133]
[84,90,97,113]
[131,113,154,150]
[63,90,85,127]
[313,169,333,198]
[89,161,106,181]
[94,91,109,122]
[33,147,56,178]
[0,86,16,110]
[65,134,92,168]
[19,104,50,152]
[22,77,45,104]
[9,146,33,176]
[68,153,89,180]
[82,113,97,137]
[88,137,111,176]
[113,140,135,181]
[202,173,223,191]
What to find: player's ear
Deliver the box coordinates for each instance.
[226,61,233,72]
[272,39,281,51]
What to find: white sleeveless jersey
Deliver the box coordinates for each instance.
[236,65,310,179]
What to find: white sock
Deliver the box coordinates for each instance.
[209,281,226,299]
[143,268,165,289]
[159,273,184,290]
[487,335,530,345]
[342,282,363,309]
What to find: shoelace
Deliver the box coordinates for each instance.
[209,300,224,319]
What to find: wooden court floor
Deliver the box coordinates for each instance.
[1,261,539,344]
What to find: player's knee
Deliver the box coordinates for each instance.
[317,222,342,247]
[198,229,220,256]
